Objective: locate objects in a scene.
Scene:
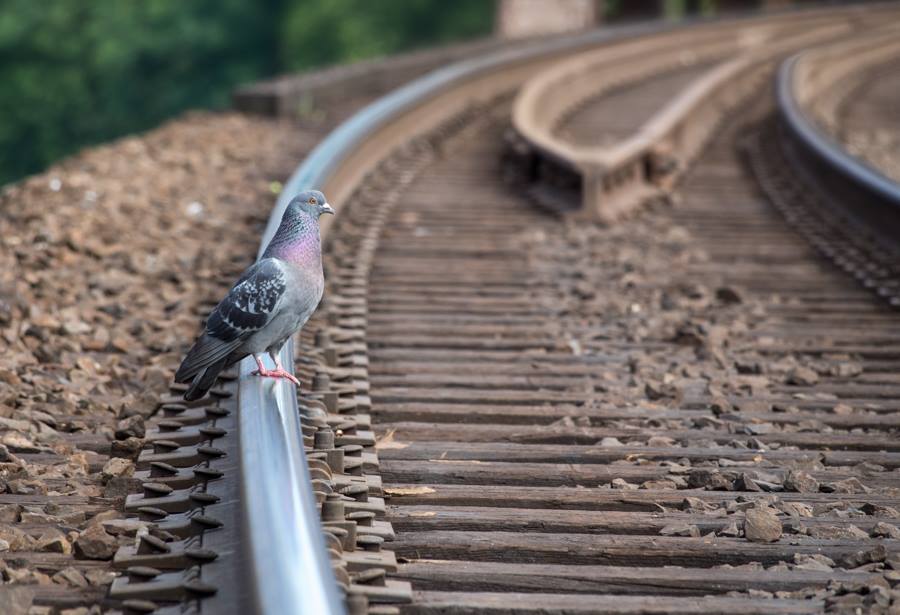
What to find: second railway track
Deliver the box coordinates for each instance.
[358,107,900,614]
[315,10,900,615]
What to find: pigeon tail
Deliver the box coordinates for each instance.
[175,334,242,384]
[184,357,228,401]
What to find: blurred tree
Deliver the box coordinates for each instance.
[0,0,492,186]
[279,0,493,70]
[0,0,281,184]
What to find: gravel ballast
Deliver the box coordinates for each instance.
[0,110,324,609]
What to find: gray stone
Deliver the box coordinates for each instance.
[660,523,700,537]
[52,566,89,588]
[74,524,118,560]
[787,366,818,386]
[784,470,819,494]
[744,507,782,543]
[114,415,145,440]
[36,529,71,554]
[0,504,21,523]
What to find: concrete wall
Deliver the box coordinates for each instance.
[495,0,598,39]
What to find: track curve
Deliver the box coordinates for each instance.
[6,7,900,615]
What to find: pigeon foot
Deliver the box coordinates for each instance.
[268,368,301,386]
[251,355,300,386]
[251,367,299,384]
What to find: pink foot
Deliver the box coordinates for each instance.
[268,368,301,386]
[251,366,300,386]
[252,356,300,387]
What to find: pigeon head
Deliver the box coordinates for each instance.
[286,190,335,219]
[263,190,334,262]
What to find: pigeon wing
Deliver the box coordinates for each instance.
[175,258,287,381]
[207,258,288,341]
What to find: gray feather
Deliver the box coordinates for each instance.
[174,334,243,383]
[184,357,229,401]
[174,189,333,401]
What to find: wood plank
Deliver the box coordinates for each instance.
[375,421,900,452]
[388,505,898,535]
[0,494,115,507]
[403,591,821,614]
[389,530,898,567]
[2,553,115,572]
[398,560,879,595]
[380,459,895,489]
[372,401,900,430]
[383,483,899,510]
[378,440,900,469]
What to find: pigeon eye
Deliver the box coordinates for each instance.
[308,197,316,205]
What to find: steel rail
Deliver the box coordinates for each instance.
[259,19,691,244]
[236,8,871,615]
[506,4,900,222]
[238,18,693,615]
[237,25,634,615]
[777,54,900,216]
[261,5,878,244]
[258,8,828,242]
[776,51,900,256]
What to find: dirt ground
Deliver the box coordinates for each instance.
[0,110,319,602]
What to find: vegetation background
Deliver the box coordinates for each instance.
[0,0,492,186]
[1,0,713,186]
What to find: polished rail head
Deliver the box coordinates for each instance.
[777,53,900,209]
[239,345,344,615]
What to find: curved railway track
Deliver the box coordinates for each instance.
[6,6,900,615]
[838,63,900,184]
[348,7,900,613]
[369,62,900,615]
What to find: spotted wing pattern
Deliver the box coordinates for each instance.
[206,258,287,342]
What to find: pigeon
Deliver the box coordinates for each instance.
[175,190,334,401]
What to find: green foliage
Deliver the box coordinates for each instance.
[664,0,688,19]
[279,0,493,70]
[0,0,493,186]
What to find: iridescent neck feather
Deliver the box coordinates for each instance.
[262,210,321,265]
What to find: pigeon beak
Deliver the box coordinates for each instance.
[321,203,335,216]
